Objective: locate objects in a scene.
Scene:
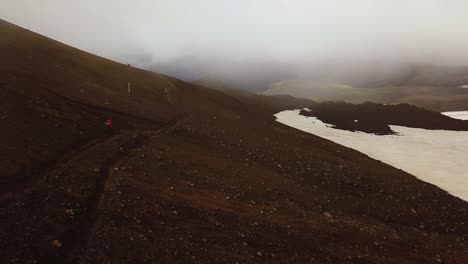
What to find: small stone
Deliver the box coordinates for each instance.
[52,240,62,247]
[256,251,263,257]
[324,212,333,219]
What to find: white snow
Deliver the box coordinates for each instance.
[442,111,468,120]
[275,110,468,201]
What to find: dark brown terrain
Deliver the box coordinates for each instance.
[1,19,468,264]
[300,102,468,135]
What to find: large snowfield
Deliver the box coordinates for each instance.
[442,111,468,120]
[275,110,468,201]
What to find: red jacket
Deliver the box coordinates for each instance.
[105,119,113,128]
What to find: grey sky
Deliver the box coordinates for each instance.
[2,0,468,66]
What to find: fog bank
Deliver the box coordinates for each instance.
[2,1,468,86]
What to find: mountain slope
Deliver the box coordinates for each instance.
[1,19,468,264]
[300,101,468,135]
[262,79,468,112]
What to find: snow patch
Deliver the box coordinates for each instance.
[442,111,468,120]
[275,110,468,201]
[459,85,468,88]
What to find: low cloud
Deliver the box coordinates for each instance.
[2,0,468,86]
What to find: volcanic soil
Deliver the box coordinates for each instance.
[1,19,468,264]
[300,101,468,135]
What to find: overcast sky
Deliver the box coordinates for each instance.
[2,0,468,66]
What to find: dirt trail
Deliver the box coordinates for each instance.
[33,131,156,264]
[37,124,176,264]
[0,136,106,202]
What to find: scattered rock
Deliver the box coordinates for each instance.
[52,240,62,247]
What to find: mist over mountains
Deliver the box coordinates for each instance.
[152,58,418,91]
[3,0,468,91]
[152,58,468,92]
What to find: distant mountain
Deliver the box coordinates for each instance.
[158,57,468,111]
[301,101,468,135]
[192,76,233,93]
[151,57,295,91]
[150,57,425,91]
[405,64,468,87]
[261,64,468,112]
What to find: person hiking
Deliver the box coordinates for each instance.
[105,119,113,135]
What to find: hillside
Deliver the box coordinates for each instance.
[263,80,468,111]
[404,64,468,87]
[154,59,416,92]
[1,19,468,264]
[300,102,468,135]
